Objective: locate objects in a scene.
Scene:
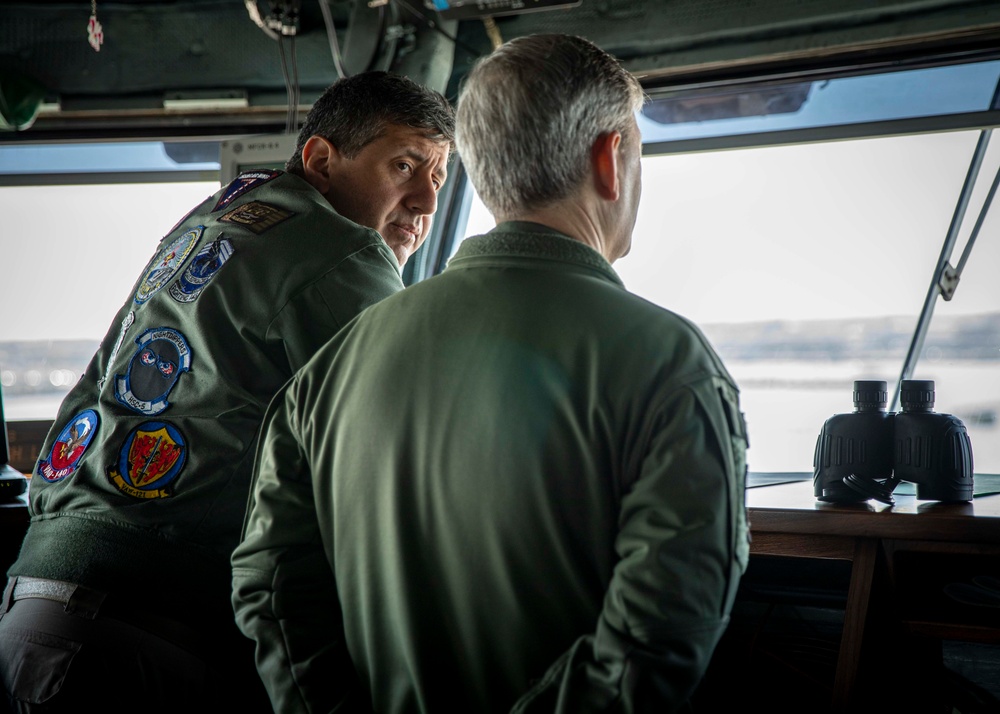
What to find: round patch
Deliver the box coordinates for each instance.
[134,226,202,304]
[37,410,100,482]
[168,237,234,303]
[115,327,192,415]
[106,421,187,499]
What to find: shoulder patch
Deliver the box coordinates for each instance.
[37,410,100,482]
[98,310,135,390]
[107,421,187,499]
[219,200,295,234]
[114,327,192,415]
[213,170,281,212]
[168,237,234,303]
[135,227,202,304]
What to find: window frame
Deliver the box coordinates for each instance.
[416,50,1000,405]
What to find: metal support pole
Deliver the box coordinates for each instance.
[890,76,1000,412]
[890,130,991,411]
[953,160,1000,279]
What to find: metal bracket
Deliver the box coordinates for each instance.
[938,262,960,301]
[385,23,416,41]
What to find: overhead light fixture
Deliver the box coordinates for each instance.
[163,91,250,111]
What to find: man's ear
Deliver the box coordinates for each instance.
[301,136,339,193]
[591,131,622,201]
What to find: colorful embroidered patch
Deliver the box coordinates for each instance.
[134,227,202,304]
[168,237,234,303]
[219,200,295,235]
[114,328,192,416]
[98,311,135,390]
[107,421,187,499]
[213,170,280,212]
[37,410,99,482]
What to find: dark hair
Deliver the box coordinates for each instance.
[286,71,455,174]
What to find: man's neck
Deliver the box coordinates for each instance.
[498,201,619,263]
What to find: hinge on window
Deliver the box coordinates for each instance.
[938,262,960,301]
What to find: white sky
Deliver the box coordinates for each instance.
[2,130,999,342]
[465,130,1000,326]
[1,182,219,341]
[619,130,1000,324]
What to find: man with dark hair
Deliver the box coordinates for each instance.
[0,71,453,713]
[232,34,748,713]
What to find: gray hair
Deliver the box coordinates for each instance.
[456,34,645,217]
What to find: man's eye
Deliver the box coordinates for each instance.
[397,162,413,173]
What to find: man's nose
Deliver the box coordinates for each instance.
[408,172,438,216]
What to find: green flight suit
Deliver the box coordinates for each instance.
[232,221,750,713]
[2,170,403,709]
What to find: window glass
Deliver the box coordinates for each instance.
[454,130,1000,474]
[0,180,220,419]
[0,141,220,177]
[639,60,1000,145]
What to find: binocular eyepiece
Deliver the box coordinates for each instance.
[813,380,974,505]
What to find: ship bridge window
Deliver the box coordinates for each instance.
[0,140,221,421]
[429,55,1000,476]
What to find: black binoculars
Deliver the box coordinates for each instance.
[813,379,974,505]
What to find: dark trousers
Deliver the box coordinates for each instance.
[0,577,272,713]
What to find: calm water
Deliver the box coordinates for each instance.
[730,359,999,474]
[7,359,998,474]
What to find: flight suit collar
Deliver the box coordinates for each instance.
[449,221,624,287]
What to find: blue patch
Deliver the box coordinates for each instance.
[213,169,280,212]
[106,421,187,499]
[134,227,202,304]
[37,410,100,482]
[168,237,234,303]
[115,327,192,416]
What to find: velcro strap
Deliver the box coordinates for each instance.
[12,577,78,604]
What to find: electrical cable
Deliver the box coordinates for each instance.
[289,33,301,133]
[389,0,482,56]
[245,0,280,40]
[277,35,287,130]
[319,0,349,79]
[277,34,295,134]
[245,1,301,132]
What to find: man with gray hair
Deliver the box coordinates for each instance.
[232,33,749,713]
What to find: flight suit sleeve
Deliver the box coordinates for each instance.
[511,375,750,714]
[269,239,404,372]
[231,382,369,714]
